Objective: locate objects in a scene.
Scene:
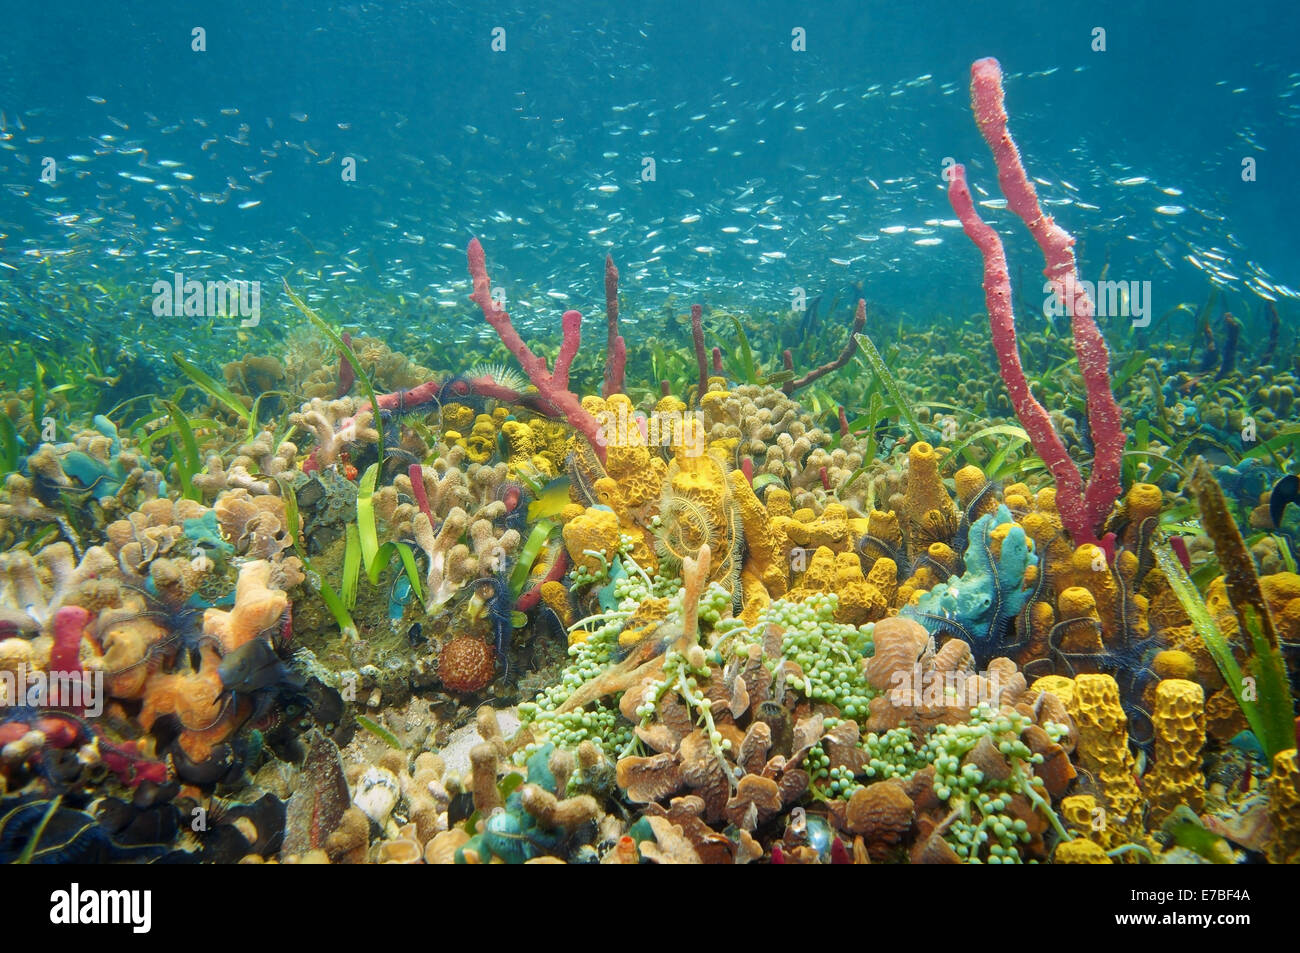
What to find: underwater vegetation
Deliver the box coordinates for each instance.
[0,56,1297,867]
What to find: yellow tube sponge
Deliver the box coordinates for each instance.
[765,487,793,520]
[585,394,667,512]
[953,464,988,507]
[540,581,573,627]
[1059,790,1130,854]
[831,552,888,626]
[1152,650,1197,681]
[924,542,959,577]
[1030,674,1075,709]
[1054,839,1113,864]
[728,470,785,597]
[1056,586,1104,654]
[737,566,771,627]
[1069,544,1119,632]
[1266,748,1300,865]
[1068,674,1142,836]
[895,566,938,609]
[440,402,476,434]
[903,442,956,544]
[1120,483,1162,550]
[1144,678,1206,825]
[865,557,898,608]
[561,507,622,575]
[866,510,902,550]
[802,503,851,551]
[500,420,538,475]
[792,546,837,594]
[452,414,498,464]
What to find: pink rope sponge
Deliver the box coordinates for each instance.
[946,57,1125,546]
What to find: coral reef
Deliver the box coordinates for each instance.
[1,53,1296,872]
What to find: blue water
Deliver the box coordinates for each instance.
[2,0,1297,363]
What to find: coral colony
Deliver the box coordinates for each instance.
[0,57,1296,869]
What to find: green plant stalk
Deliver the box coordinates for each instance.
[394,545,423,603]
[1111,351,1148,394]
[839,464,870,495]
[497,772,525,800]
[16,794,62,864]
[1154,541,1291,760]
[270,401,300,453]
[1187,461,1294,759]
[861,391,880,465]
[727,314,759,384]
[1240,424,1300,470]
[162,400,203,502]
[833,389,885,458]
[31,358,46,436]
[1154,541,1246,694]
[1106,843,1156,862]
[807,384,838,418]
[342,523,362,611]
[854,332,924,442]
[405,417,439,456]
[1144,365,1171,434]
[133,415,174,456]
[356,463,385,572]
[983,437,1031,480]
[103,392,163,424]
[1144,435,1194,484]
[1124,450,1191,485]
[916,401,977,419]
[167,434,198,502]
[940,424,1030,473]
[1274,534,1298,575]
[278,475,357,638]
[247,392,270,442]
[509,520,556,601]
[315,579,357,640]
[171,353,252,423]
[1240,605,1294,762]
[18,525,60,552]
[355,714,403,749]
[991,456,1045,484]
[136,415,222,459]
[758,369,795,388]
[356,463,424,602]
[837,394,885,488]
[1218,385,1247,407]
[1145,302,1195,341]
[0,414,18,474]
[283,278,381,428]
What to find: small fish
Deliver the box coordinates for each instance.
[217,639,301,695]
[1269,475,1300,528]
[527,476,572,521]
